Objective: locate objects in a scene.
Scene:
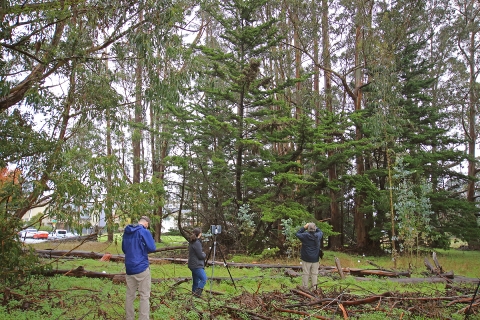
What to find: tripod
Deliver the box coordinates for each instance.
[205,234,237,293]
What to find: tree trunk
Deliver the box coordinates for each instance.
[458,3,479,249]
[466,28,477,204]
[354,10,366,249]
[132,12,144,185]
[322,0,341,250]
[105,53,114,243]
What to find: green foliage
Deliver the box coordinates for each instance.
[255,197,310,223]
[0,110,52,169]
[281,218,338,258]
[26,212,45,230]
[255,247,280,259]
[393,158,435,256]
[1,0,478,270]
[0,214,47,287]
[236,204,256,252]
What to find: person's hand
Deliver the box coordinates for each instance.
[304,223,309,229]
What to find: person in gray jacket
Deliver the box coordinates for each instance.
[188,228,207,296]
[295,222,323,290]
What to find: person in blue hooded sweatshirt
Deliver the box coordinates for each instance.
[122,216,157,320]
[295,222,323,290]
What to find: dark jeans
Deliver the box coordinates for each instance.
[190,268,207,293]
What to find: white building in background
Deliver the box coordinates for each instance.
[22,206,47,222]
[21,203,192,235]
[20,204,108,235]
[161,214,176,232]
[161,207,192,232]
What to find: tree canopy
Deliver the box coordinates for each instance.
[1,0,479,257]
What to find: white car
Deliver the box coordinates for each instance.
[48,229,78,240]
[48,229,66,239]
[18,228,38,238]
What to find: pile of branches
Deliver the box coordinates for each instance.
[200,283,480,319]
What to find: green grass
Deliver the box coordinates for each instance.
[31,238,480,279]
[3,240,478,319]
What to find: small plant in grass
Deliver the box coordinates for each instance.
[237,204,256,254]
[255,247,279,260]
[393,159,435,262]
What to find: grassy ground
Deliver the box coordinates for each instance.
[31,235,480,278]
[2,236,479,319]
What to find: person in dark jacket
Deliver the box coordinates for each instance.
[122,216,157,320]
[295,222,323,289]
[188,227,207,296]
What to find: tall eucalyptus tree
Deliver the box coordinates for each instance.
[453,0,480,206]
[362,0,473,254]
[0,0,190,236]
[440,0,480,249]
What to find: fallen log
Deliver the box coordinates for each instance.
[111,274,173,284]
[432,252,443,273]
[367,260,391,271]
[354,274,474,284]
[446,297,480,306]
[154,245,187,252]
[348,268,410,278]
[291,287,317,300]
[424,257,437,273]
[335,257,345,279]
[39,266,116,279]
[38,267,236,289]
[37,250,308,270]
[48,234,98,242]
[458,301,480,314]
[37,250,467,284]
[341,292,392,306]
[36,246,187,262]
[284,268,301,278]
[424,257,454,280]
[37,250,124,261]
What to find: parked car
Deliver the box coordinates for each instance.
[33,231,49,239]
[48,229,68,240]
[18,228,38,238]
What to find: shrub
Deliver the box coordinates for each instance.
[0,213,49,287]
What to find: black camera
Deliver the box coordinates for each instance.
[210,225,222,235]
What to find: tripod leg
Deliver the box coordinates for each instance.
[209,240,217,294]
[204,241,214,266]
[216,243,237,290]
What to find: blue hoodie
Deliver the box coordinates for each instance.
[122,224,157,275]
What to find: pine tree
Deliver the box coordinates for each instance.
[364,0,472,252]
[183,0,309,250]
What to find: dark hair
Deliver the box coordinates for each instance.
[189,228,201,242]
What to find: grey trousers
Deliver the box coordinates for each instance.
[301,261,319,289]
[126,268,151,320]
